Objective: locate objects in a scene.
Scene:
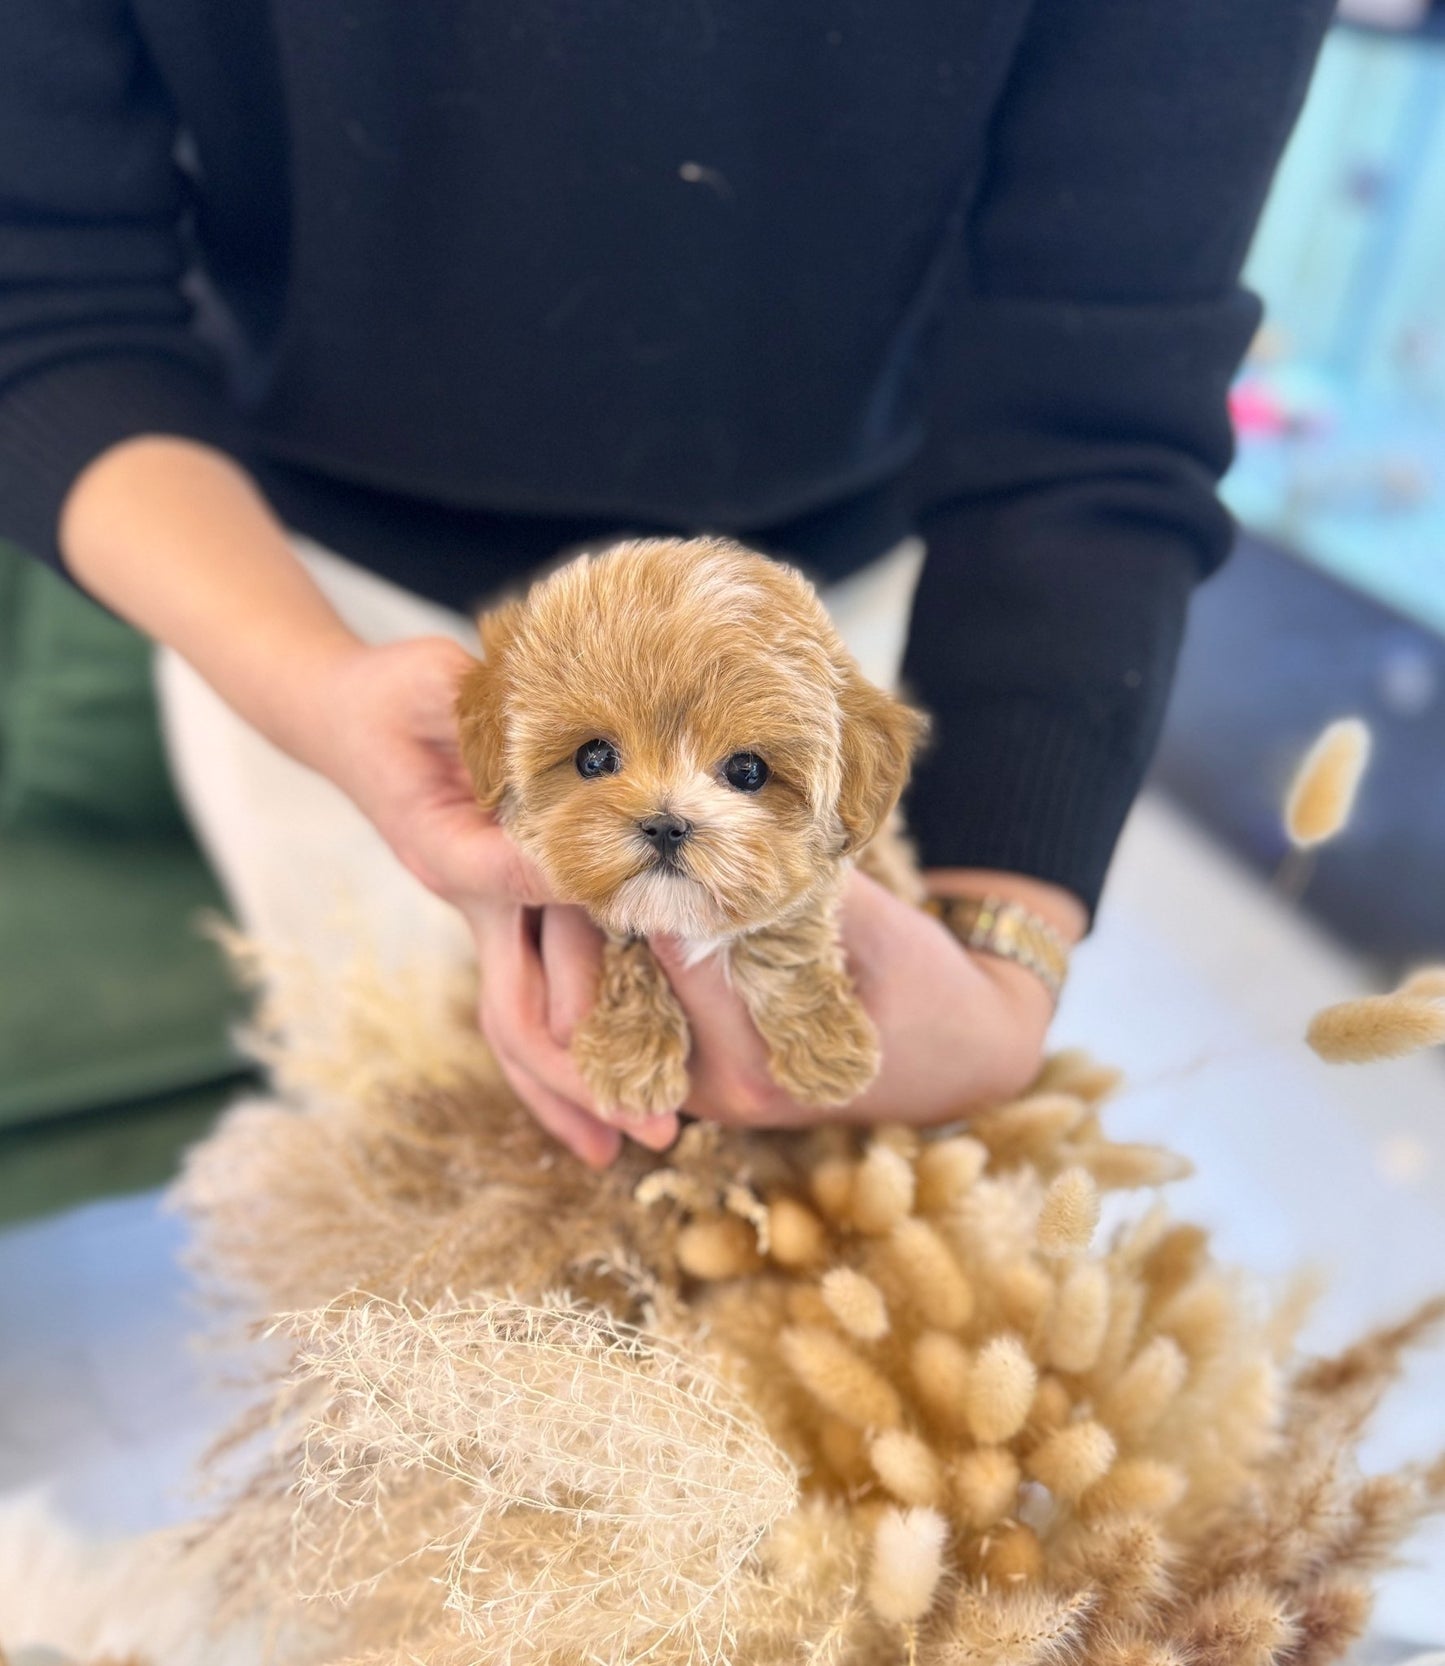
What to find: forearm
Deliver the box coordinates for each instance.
[59,435,363,771]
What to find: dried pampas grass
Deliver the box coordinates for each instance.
[175,942,1445,1666]
[252,1293,793,1666]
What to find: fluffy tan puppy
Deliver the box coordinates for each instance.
[456,536,926,1117]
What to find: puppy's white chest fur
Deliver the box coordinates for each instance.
[678,934,735,973]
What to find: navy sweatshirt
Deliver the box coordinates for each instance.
[0,0,1333,910]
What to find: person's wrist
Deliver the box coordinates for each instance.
[248,621,371,776]
[921,866,1084,1020]
[922,867,1087,946]
[968,945,1055,1044]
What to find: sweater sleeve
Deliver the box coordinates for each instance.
[901,0,1334,915]
[0,0,236,570]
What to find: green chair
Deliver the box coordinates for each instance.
[0,542,252,1227]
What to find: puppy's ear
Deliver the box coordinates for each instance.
[835,665,928,854]
[455,602,522,811]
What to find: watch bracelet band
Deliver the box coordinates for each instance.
[922,893,1071,1003]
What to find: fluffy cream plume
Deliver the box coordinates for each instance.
[1099,1336,1190,1438]
[964,1337,1037,1445]
[869,1430,945,1507]
[1045,1263,1111,1374]
[816,1415,872,1490]
[1399,964,1445,1001]
[1065,1142,1195,1190]
[1033,1048,1123,1104]
[992,1260,1057,1334]
[970,1093,1087,1164]
[1026,1420,1117,1501]
[1038,1167,1100,1256]
[975,1521,1045,1586]
[1177,1579,1297,1666]
[874,1124,921,1161]
[939,1589,1095,1666]
[768,1197,828,1269]
[1284,718,1372,848]
[1307,992,1445,1063]
[866,1506,948,1624]
[1093,1274,1147,1382]
[1287,1574,1372,1666]
[882,1219,974,1330]
[947,1170,1048,1271]
[821,1268,891,1341]
[947,1446,1020,1531]
[1024,1374,1074,1444]
[911,1331,974,1434]
[1089,1640,1186,1666]
[915,1135,988,1213]
[851,1142,916,1235]
[1079,1457,1186,1522]
[677,1214,763,1280]
[780,1325,903,1430]
[810,1156,856,1222]
[1058,1515,1173,1629]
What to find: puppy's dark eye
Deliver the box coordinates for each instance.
[575,738,621,778]
[723,751,769,792]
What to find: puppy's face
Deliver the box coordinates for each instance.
[457,538,925,939]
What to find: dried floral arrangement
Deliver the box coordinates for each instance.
[175,914,1445,1666]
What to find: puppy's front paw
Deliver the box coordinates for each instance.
[573,1012,690,1118]
[765,994,881,1108]
[570,936,691,1118]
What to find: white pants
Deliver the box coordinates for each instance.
[156,536,923,972]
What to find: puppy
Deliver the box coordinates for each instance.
[456,536,926,1118]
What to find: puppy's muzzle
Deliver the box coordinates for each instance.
[638,813,693,870]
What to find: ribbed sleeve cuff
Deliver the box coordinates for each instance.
[903,694,1156,918]
[900,498,1207,920]
[0,351,236,572]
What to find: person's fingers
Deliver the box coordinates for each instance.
[541,905,606,1046]
[494,1053,622,1169]
[475,907,679,1156]
[537,909,681,1150]
[617,1109,682,1151]
[476,907,606,1106]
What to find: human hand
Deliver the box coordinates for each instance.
[303,635,679,1167]
[639,866,1059,1130]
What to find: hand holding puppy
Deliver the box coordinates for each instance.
[274,560,1063,1165]
[302,632,682,1167]
[541,866,1058,1133]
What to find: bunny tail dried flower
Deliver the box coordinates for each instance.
[1284,717,1372,848]
[1306,992,1445,1063]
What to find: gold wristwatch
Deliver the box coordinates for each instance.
[923,893,1071,1004]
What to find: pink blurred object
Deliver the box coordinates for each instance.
[1230,367,1340,439]
[1230,379,1289,436]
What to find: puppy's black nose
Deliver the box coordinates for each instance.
[638,813,693,862]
